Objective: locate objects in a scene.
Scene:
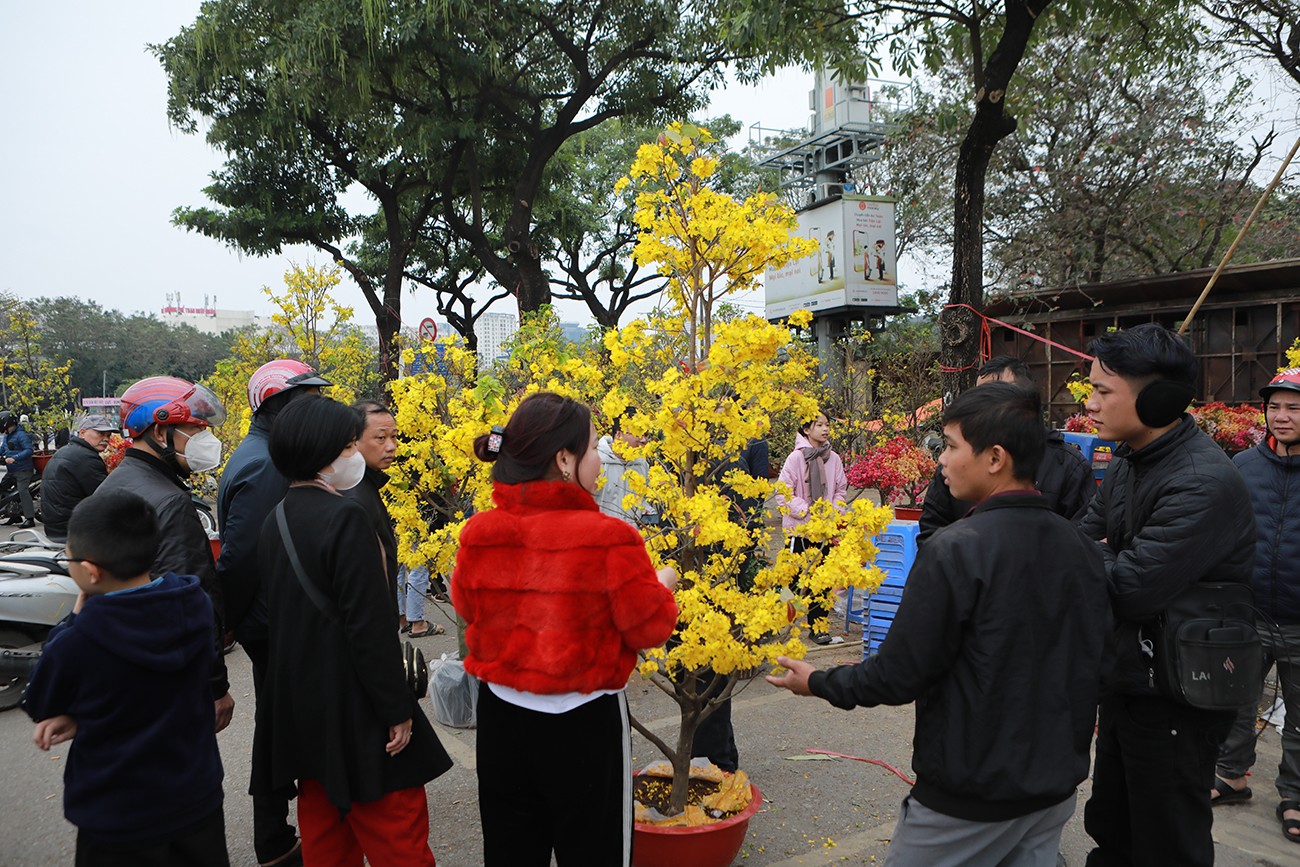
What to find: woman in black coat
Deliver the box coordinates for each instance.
[253,395,451,867]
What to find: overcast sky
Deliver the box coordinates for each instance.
[1,5,1294,329]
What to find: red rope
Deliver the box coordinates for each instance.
[804,749,916,785]
[943,303,1095,364]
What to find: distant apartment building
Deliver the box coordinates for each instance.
[474,312,519,362]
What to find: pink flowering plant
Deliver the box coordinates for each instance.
[1063,413,1098,434]
[1189,402,1265,453]
[846,435,936,505]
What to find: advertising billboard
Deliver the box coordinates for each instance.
[765,195,898,320]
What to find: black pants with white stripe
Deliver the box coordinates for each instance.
[477,682,631,866]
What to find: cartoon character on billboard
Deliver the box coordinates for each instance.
[872,239,889,281]
[825,231,836,281]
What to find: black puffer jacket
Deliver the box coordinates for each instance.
[810,493,1111,822]
[39,437,108,540]
[1233,441,1300,625]
[342,466,399,585]
[1079,415,1255,696]
[919,430,1095,544]
[94,449,228,698]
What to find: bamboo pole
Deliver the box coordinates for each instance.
[1179,135,1300,335]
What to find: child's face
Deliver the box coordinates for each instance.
[61,548,101,597]
[804,415,831,446]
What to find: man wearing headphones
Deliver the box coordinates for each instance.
[1212,369,1300,844]
[1078,324,1255,866]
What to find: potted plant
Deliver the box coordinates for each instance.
[610,123,893,864]
[845,435,936,519]
[1189,402,1266,454]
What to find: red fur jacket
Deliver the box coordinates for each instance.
[451,480,678,694]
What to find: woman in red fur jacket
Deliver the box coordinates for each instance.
[452,392,679,867]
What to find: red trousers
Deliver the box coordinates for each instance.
[297,779,436,867]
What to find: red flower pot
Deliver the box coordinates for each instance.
[632,783,763,867]
[892,506,922,521]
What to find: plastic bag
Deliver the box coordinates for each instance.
[428,651,479,728]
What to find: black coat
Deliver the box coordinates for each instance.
[252,486,451,810]
[216,419,286,638]
[810,493,1111,821]
[1079,415,1255,696]
[40,437,108,540]
[343,466,399,585]
[94,449,228,698]
[1234,441,1300,624]
[919,430,1094,544]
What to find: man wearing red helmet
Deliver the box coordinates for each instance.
[94,376,235,734]
[1212,369,1300,844]
[216,359,329,867]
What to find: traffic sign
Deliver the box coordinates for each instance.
[419,318,438,342]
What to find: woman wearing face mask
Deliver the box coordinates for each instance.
[254,394,452,867]
[452,392,679,866]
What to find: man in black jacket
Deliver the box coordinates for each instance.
[769,384,1110,865]
[344,400,400,589]
[919,355,1094,544]
[93,376,235,734]
[39,414,117,543]
[1212,368,1300,841]
[1078,324,1255,866]
[216,359,328,867]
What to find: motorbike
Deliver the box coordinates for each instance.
[0,529,76,710]
[0,469,42,525]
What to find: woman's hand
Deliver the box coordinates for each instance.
[386,719,413,756]
[656,566,678,591]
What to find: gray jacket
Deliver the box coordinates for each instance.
[594,435,651,526]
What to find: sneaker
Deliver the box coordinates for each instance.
[811,632,844,646]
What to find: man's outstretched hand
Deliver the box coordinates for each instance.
[765,656,816,696]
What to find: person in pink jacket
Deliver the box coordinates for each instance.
[778,410,849,645]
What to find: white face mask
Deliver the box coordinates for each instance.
[320,450,366,491]
[178,429,223,473]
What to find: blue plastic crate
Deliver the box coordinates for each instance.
[870,598,900,617]
[1061,431,1097,463]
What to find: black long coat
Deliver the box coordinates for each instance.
[252,485,451,811]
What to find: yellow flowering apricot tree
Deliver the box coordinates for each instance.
[612,123,893,815]
[385,123,893,818]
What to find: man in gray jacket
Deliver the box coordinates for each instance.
[1212,368,1300,844]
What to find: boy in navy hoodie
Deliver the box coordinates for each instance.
[24,490,229,866]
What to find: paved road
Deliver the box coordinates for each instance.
[0,524,1294,864]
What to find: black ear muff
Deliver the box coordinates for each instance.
[1135,380,1195,428]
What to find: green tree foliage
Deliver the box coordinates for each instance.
[29,297,234,398]
[1201,0,1300,87]
[154,1,860,378]
[0,295,77,445]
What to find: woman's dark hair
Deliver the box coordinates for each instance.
[474,392,592,484]
[798,408,832,435]
[269,394,365,481]
[67,490,160,580]
[1088,323,1198,386]
[943,382,1044,483]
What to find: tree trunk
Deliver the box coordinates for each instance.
[939,0,1053,403]
[377,271,404,383]
[514,253,552,314]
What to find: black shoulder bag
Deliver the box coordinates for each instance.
[275,501,428,699]
[1125,474,1261,710]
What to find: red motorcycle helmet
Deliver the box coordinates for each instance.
[1260,369,1300,399]
[120,377,227,438]
[247,359,332,413]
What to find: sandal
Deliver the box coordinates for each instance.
[1210,776,1251,805]
[1278,800,1300,843]
[408,623,445,639]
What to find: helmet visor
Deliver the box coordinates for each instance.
[185,383,227,428]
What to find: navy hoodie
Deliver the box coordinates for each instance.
[23,573,224,843]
